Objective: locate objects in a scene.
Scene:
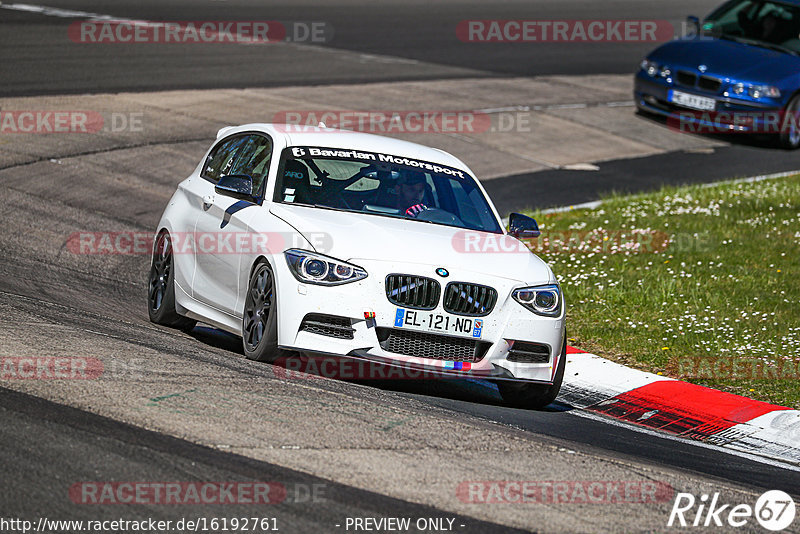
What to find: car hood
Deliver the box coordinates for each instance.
[269,204,553,284]
[649,38,800,82]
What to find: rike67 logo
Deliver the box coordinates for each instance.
[668,490,796,531]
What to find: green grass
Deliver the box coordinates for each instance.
[527,175,800,408]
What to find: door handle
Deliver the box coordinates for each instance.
[202,195,214,210]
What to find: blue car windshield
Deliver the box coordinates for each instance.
[273,146,503,234]
[705,0,800,54]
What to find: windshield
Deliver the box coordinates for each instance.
[704,0,800,53]
[273,146,503,233]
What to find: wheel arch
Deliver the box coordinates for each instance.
[781,88,800,110]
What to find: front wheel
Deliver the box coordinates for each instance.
[498,335,567,410]
[242,261,286,362]
[778,94,800,149]
[148,231,196,332]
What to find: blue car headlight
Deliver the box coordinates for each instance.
[284,249,367,285]
[730,83,780,99]
[512,284,562,317]
[640,59,660,77]
[640,59,671,79]
[749,85,781,99]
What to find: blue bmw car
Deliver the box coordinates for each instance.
[635,0,800,148]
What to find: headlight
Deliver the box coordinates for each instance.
[730,83,780,99]
[640,59,670,79]
[512,284,562,317]
[640,59,659,77]
[284,249,367,285]
[749,85,781,99]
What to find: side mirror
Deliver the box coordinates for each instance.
[215,174,254,201]
[685,15,700,39]
[508,212,540,239]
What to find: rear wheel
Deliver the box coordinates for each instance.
[778,94,800,149]
[243,261,286,362]
[147,231,196,332]
[498,334,567,410]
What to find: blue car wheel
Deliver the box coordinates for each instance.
[779,94,800,149]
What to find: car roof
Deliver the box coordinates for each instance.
[217,123,471,173]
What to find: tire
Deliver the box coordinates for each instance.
[242,261,286,362]
[778,94,800,149]
[148,231,196,332]
[498,334,567,410]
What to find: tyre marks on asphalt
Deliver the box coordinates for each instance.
[0,385,525,534]
[1,255,780,531]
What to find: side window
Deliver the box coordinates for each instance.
[202,136,248,183]
[229,134,273,197]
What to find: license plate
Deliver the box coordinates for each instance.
[394,308,483,339]
[668,90,716,111]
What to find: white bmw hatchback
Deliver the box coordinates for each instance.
[149,124,566,408]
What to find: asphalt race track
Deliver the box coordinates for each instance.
[0,387,526,533]
[484,144,800,214]
[1,0,721,95]
[0,139,797,530]
[1,1,799,532]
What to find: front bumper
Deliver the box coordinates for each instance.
[634,73,784,133]
[272,257,565,384]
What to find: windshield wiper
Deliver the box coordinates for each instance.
[721,33,799,56]
[311,203,351,213]
[282,201,349,213]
